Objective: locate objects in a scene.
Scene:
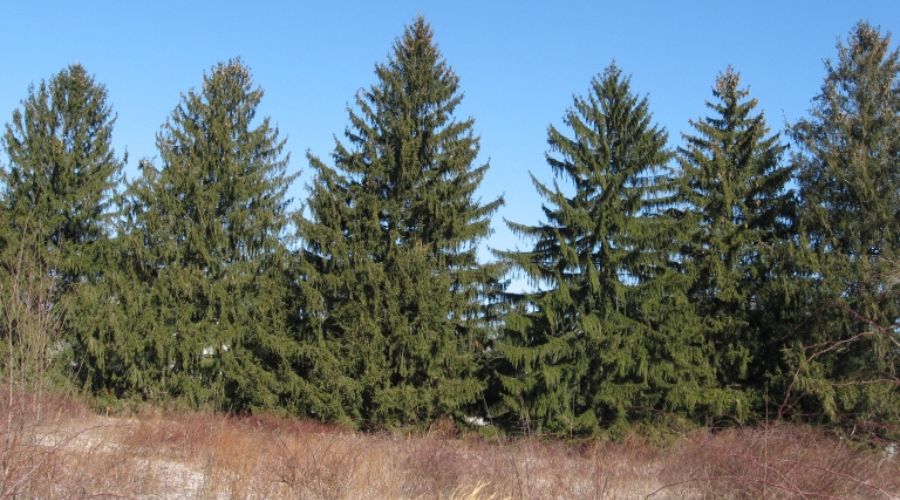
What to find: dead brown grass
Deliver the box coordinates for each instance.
[1,390,896,499]
[654,425,899,499]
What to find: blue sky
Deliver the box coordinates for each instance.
[1,1,897,273]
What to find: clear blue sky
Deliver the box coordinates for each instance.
[1,1,897,277]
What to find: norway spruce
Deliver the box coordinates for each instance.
[79,61,296,410]
[676,68,795,413]
[495,65,725,435]
[789,22,899,424]
[1,65,123,384]
[293,18,504,427]
[1,64,122,288]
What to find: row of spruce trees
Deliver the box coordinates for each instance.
[0,18,896,436]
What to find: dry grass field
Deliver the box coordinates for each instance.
[1,390,896,499]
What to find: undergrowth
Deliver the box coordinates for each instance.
[0,388,895,498]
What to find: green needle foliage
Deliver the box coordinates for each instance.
[676,68,795,417]
[788,22,899,425]
[1,65,123,384]
[1,64,122,288]
[495,65,726,436]
[1,18,893,439]
[76,60,296,411]
[292,17,504,427]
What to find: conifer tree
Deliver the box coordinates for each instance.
[1,64,122,288]
[1,65,123,384]
[77,60,296,410]
[789,22,898,423]
[293,17,504,427]
[676,68,795,412]
[495,65,726,435]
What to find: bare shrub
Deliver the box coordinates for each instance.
[0,219,63,414]
[0,219,74,497]
[655,424,899,498]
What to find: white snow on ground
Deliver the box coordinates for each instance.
[33,417,208,498]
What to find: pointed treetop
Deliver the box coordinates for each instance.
[714,66,744,100]
[847,21,891,58]
[823,21,897,104]
[369,16,459,119]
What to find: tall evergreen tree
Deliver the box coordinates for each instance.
[293,17,504,427]
[676,68,795,413]
[789,22,899,424]
[1,64,122,287]
[495,65,728,435]
[76,60,297,410]
[1,65,123,384]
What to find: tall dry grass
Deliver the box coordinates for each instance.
[0,391,895,499]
